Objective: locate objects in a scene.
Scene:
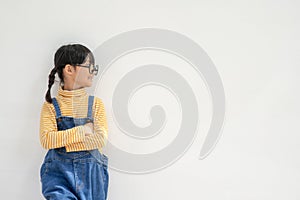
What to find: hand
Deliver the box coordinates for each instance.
[84,122,94,136]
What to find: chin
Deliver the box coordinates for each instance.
[86,82,93,87]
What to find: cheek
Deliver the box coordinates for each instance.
[75,70,89,82]
[77,73,85,81]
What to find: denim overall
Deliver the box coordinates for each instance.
[40,96,109,200]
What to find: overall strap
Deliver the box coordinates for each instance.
[51,97,62,118]
[87,95,94,118]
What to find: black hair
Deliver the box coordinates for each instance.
[45,43,95,103]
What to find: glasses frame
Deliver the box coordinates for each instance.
[76,64,99,75]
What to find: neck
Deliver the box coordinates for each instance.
[62,83,83,91]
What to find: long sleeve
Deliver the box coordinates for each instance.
[89,97,109,148]
[39,102,86,149]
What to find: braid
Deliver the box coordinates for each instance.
[45,67,57,103]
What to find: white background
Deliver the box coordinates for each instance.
[0,0,299,199]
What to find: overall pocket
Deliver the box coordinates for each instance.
[88,150,108,167]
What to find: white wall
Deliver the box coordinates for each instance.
[0,0,299,199]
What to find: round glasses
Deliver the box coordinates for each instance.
[76,64,99,75]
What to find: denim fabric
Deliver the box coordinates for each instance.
[40,96,109,200]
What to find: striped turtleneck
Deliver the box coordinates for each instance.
[58,85,87,97]
[39,86,108,152]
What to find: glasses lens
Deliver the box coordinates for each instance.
[89,65,93,74]
[91,65,99,75]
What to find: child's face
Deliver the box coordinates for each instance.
[73,57,94,88]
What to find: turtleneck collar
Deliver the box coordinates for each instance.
[58,85,87,98]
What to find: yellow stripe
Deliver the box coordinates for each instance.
[39,89,108,152]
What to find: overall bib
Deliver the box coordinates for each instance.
[40,96,109,200]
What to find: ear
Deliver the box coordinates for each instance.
[64,64,76,75]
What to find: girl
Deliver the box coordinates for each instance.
[39,44,109,200]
